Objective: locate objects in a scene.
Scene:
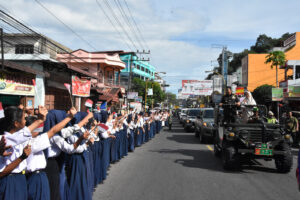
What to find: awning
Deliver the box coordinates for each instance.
[3,60,50,77]
[66,64,99,79]
[98,87,123,102]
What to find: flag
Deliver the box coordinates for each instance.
[64,83,71,94]
[97,123,109,133]
[85,99,93,108]
[0,102,4,119]
[34,123,44,133]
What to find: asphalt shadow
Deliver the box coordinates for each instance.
[167,133,200,145]
[151,148,226,173]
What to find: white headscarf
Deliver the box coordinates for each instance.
[242,91,256,105]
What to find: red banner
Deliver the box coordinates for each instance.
[72,76,91,97]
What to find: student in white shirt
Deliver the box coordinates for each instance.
[0,106,75,200]
[43,110,93,200]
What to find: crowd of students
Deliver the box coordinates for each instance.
[0,105,171,200]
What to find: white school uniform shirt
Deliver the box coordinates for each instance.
[138,118,144,127]
[0,127,50,173]
[101,131,110,139]
[0,127,32,147]
[47,126,87,158]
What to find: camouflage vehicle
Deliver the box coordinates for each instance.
[213,104,293,173]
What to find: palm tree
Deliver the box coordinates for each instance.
[265,51,286,87]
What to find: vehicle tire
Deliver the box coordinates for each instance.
[194,127,199,138]
[184,124,189,132]
[274,143,293,173]
[199,129,206,143]
[222,142,239,170]
[213,137,221,157]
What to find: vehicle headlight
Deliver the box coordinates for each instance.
[203,122,207,126]
[186,120,190,123]
[284,134,291,139]
[229,132,235,137]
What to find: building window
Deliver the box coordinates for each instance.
[15,44,34,54]
[141,67,145,72]
[137,65,140,70]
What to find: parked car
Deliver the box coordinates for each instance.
[179,108,188,124]
[194,108,215,143]
[183,108,202,132]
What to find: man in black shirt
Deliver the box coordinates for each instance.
[219,87,240,123]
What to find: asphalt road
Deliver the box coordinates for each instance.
[93,119,300,200]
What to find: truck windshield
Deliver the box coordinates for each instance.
[203,110,214,118]
[188,110,200,116]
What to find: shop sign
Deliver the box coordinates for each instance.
[72,76,91,97]
[272,88,283,101]
[0,72,35,96]
[135,96,143,103]
[130,102,142,112]
[288,85,300,97]
[148,88,153,96]
[127,92,138,99]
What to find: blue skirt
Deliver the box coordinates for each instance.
[93,141,102,185]
[145,124,149,142]
[66,153,91,200]
[152,122,156,137]
[142,126,146,144]
[150,123,155,138]
[101,138,111,180]
[86,147,95,193]
[128,129,135,152]
[27,171,50,200]
[0,173,27,200]
[110,135,117,162]
[124,130,128,156]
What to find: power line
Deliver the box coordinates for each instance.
[113,0,145,50]
[0,10,98,69]
[95,0,133,52]
[102,0,139,50]
[122,0,150,51]
[34,0,97,51]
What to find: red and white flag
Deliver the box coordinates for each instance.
[0,102,4,119]
[34,123,44,133]
[85,99,93,108]
[97,123,109,133]
[64,83,71,94]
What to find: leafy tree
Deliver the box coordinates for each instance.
[165,92,178,106]
[265,51,286,87]
[205,32,293,80]
[252,84,273,105]
[131,77,166,106]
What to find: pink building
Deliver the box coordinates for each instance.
[57,49,126,110]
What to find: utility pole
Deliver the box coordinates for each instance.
[152,82,154,110]
[0,28,4,70]
[145,78,148,111]
[222,47,228,85]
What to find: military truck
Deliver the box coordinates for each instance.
[213,104,293,173]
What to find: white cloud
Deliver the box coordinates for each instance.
[1,0,299,94]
